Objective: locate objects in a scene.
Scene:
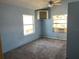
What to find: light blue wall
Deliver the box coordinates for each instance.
[41,0,68,40]
[0,4,41,53]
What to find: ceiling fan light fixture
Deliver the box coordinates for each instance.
[48,4,53,7]
[48,4,52,7]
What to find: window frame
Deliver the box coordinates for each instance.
[37,10,48,20]
[23,14,35,35]
[53,15,67,33]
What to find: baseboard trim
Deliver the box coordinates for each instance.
[4,37,41,54]
[41,36,67,40]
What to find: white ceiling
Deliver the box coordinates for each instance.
[0,0,63,10]
[0,0,48,10]
[0,0,79,10]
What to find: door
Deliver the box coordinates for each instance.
[68,2,79,59]
[0,34,4,59]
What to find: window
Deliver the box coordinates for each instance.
[23,15,34,35]
[53,15,67,33]
[37,10,48,20]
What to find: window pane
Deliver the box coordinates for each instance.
[53,15,67,20]
[24,25,33,35]
[53,28,67,32]
[53,24,67,28]
[40,11,48,19]
[23,15,33,24]
[53,20,67,24]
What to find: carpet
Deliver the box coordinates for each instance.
[4,38,66,59]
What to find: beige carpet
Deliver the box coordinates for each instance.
[4,38,66,59]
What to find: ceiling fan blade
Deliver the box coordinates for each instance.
[47,0,62,8]
[53,0,62,3]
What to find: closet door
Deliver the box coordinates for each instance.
[0,35,3,59]
[68,2,79,59]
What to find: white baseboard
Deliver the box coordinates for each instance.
[41,36,67,40]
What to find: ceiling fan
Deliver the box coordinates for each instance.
[48,0,62,7]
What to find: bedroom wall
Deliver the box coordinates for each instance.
[0,4,41,53]
[41,0,68,40]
